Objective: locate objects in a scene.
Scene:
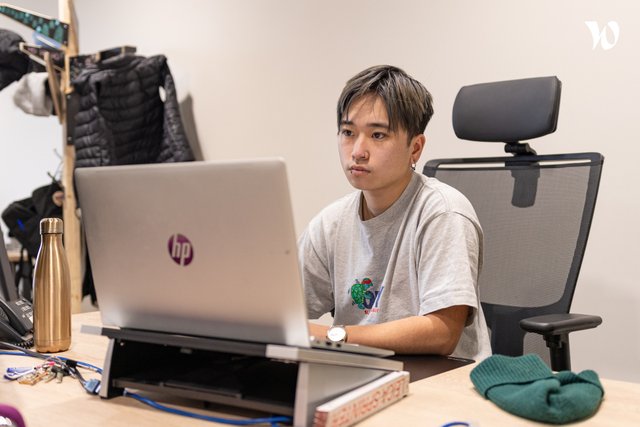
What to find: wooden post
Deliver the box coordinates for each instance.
[59,0,82,313]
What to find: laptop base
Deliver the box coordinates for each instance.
[84,325,403,427]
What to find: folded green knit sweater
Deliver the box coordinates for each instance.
[470,354,604,424]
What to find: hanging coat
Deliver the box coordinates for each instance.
[0,29,30,91]
[71,54,194,167]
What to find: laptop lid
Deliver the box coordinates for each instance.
[75,158,311,348]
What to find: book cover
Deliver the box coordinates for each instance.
[312,370,410,427]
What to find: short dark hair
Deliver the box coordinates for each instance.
[337,65,434,141]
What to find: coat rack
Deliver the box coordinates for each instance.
[2,0,83,313]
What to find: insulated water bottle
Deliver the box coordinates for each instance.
[33,218,71,352]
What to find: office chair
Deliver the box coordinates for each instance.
[423,76,603,371]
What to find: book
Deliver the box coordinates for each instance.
[312,370,410,427]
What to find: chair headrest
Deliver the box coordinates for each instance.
[452,76,561,143]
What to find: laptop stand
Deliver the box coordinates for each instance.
[82,325,403,427]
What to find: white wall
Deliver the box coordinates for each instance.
[1,0,638,382]
[0,0,60,221]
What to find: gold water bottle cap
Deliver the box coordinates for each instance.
[40,217,64,234]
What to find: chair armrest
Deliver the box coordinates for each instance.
[520,313,602,336]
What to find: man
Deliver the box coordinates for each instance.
[298,65,491,360]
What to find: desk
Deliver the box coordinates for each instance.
[1,312,639,427]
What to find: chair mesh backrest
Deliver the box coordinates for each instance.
[425,154,603,356]
[437,162,589,307]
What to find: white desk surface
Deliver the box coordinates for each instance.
[0,311,638,426]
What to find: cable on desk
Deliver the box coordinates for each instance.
[3,343,291,425]
[0,351,33,358]
[0,341,102,394]
[58,356,103,374]
[124,390,293,426]
[0,341,102,374]
[0,342,49,360]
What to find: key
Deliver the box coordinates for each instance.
[44,370,57,383]
[18,371,44,385]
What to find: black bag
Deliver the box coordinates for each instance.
[1,182,63,258]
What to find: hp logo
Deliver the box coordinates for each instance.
[168,234,194,266]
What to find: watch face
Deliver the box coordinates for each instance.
[327,326,347,342]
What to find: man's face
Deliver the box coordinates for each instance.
[338,95,422,197]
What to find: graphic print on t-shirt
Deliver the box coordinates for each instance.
[349,278,384,314]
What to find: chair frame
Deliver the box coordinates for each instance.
[424,151,604,370]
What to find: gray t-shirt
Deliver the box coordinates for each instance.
[298,172,491,360]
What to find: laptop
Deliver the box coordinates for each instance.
[75,158,392,358]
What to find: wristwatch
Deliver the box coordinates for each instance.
[326,325,348,343]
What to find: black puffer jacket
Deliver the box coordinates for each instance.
[0,29,30,91]
[71,54,193,167]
